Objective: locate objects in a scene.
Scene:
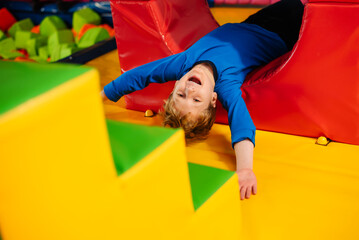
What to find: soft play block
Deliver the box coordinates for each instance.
[50,44,73,62]
[38,46,49,60]
[77,27,109,48]
[184,164,241,240]
[107,120,177,174]
[0,61,116,240]
[40,15,67,37]
[0,38,16,52]
[47,29,74,53]
[15,31,38,49]
[0,30,6,41]
[29,56,48,63]
[26,36,47,56]
[0,38,23,59]
[188,162,234,210]
[0,51,23,59]
[72,8,101,33]
[8,18,34,38]
[0,8,17,32]
[106,120,194,239]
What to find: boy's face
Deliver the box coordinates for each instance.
[172,63,217,120]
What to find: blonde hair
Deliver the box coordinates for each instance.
[159,93,216,144]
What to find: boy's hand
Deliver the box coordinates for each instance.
[237,168,257,200]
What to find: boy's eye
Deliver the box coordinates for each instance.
[194,99,200,102]
[177,93,184,97]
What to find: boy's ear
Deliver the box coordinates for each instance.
[211,92,217,108]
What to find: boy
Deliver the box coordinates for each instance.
[102,0,305,200]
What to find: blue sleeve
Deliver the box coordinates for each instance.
[104,53,188,102]
[215,77,256,148]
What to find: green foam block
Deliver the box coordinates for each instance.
[0,36,23,59]
[47,29,74,53]
[26,36,47,56]
[38,46,49,60]
[0,51,23,59]
[40,15,67,37]
[8,18,34,38]
[30,56,48,63]
[0,38,16,52]
[50,43,77,62]
[72,8,101,33]
[15,31,38,49]
[0,38,23,59]
[0,30,6,41]
[77,27,109,49]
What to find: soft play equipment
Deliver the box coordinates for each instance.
[110,0,359,145]
[0,61,242,240]
[1,61,359,240]
[210,0,279,6]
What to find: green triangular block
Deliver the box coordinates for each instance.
[40,15,67,37]
[106,120,178,175]
[72,8,101,33]
[0,61,91,115]
[8,18,34,38]
[77,27,109,49]
[188,162,234,210]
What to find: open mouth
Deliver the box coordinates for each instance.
[188,76,201,85]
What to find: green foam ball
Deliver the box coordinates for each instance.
[8,18,34,38]
[40,15,67,37]
[72,8,101,33]
[77,27,109,49]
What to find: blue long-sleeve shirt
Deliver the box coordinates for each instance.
[104,23,287,147]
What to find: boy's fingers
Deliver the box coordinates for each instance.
[252,183,257,195]
[240,186,246,200]
[245,186,251,199]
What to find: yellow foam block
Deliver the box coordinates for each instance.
[183,174,242,240]
[99,130,195,239]
[0,69,117,240]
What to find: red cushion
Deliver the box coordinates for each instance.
[111,0,359,145]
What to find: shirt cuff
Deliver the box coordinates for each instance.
[104,83,121,102]
[231,129,256,148]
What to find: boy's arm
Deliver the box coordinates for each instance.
[103,53,188,102]
[234,139,257,200]
[215,76,257,200]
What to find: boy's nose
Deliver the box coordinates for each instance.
[186,85,195,93]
